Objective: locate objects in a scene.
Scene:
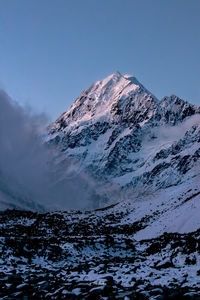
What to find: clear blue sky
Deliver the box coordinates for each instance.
[0,0,199,120]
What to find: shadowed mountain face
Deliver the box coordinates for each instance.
[48,72,200,192]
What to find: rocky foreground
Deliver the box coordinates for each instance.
[0,208,200,299]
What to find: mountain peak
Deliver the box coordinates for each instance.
[92,72,147,98]
[97,72,152,97]
[100,71,138,84]
[49,72,159,134]
[109,71,136,80]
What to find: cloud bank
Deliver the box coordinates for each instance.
[0,90,102,211]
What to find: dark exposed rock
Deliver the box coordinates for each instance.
[0,210,200,298]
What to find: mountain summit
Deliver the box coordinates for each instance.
[49,72,159,133]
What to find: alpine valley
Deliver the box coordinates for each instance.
[1,72,200,299]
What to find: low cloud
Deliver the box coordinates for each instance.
[0,90,103,211]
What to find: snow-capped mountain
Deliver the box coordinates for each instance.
[47,72,200,238]
[48,71,200,192]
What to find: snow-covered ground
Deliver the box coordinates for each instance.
[1,208,200,299]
